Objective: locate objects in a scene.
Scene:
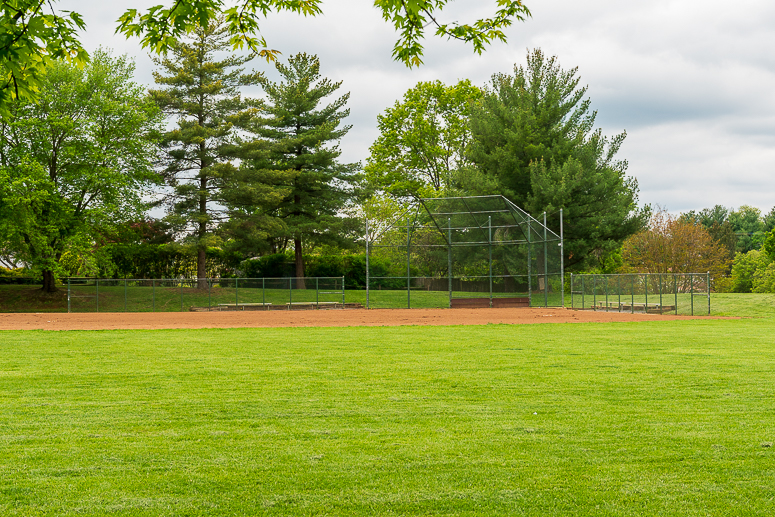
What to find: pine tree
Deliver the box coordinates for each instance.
[150,19,261,287]
[468,49,648,270]
[245,53,360,288]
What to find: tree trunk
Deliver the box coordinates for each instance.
[41,269,58,293]
[197,171,208,289]
[197,247,208,290]
[295,237,305,290]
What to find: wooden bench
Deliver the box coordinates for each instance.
[594,301,676,314]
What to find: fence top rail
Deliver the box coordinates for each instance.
[573,272,710,278]
[65,276,347,282]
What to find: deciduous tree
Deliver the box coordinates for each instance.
[1,0,531,114]
[729,205,766,253]
[680,205,736,260]
[365,80,481,199]
[0,51,162,291]
[621,210,730,282]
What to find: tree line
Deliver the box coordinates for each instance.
[617,205,775,293]
[3,19,765,294]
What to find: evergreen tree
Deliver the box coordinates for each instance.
[680,206,736,260]
[150,19,260,287]
[467,49,648,269]
[245,53,359,287]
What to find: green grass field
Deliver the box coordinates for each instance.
[2,318,775,515]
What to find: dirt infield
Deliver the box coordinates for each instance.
[0,308,726,331]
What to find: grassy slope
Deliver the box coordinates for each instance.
[1,320,774,516]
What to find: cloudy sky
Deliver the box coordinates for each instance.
[60,0,775,215]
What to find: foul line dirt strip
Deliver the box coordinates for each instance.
[0,308,729,331]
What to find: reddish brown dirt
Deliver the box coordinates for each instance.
[0,308,728,331]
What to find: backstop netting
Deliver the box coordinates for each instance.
[365,195,564,308]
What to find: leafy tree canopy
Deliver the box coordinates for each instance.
[729,205,766,253]
[0,50,162,291]
[365,79,481,200]
[621,209,731,282]
[0,0,530,115]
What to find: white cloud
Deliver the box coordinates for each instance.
[57,0,775,213]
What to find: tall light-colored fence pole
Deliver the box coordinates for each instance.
[365,219,370,309]
[543,212,548,308]
[488,216,493,308]
[560,208,564,308]
[448,218,452,309]
[406,221,411,309]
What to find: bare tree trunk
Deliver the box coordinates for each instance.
[41,270,58,293]
[197,248,208,290]
[295,237,305,289]
[197,174,208,290]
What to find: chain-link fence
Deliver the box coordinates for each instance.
[365,195,564,309]
[65,277,351,313]
[570,273,711,315]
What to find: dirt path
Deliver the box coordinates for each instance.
[0,308,728,331]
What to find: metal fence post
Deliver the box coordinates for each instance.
[617,275,621,312]
[560,209,564,308]
[691,273,694,316]
[365,219,370,309]
[262,278,265,306]
[316,277,319,308]
[407,222,411,309]
[152,279,155,312]
[124,279,127,312]
[341,276,345,307]
[527,218,532,307]
[645,274,648,313]
[631,275,634,314]
[488,215,493,308]
[288,277,292,310]
[208,278,211,310]
[67,277,71,313]
[180,279,183,312]
[659,274,663,313]
[707,271,711,315]
[543,212,548,308]
[593,274,597,310]
[674,275,678,315]
[581,275,584,310]
[96,279,99,313]
[448,217,452,309]
[570,273,574,309]
[236,278,239,307]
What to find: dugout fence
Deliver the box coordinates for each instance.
[570,273,711,315]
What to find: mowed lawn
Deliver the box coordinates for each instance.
[1,320,775,516]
